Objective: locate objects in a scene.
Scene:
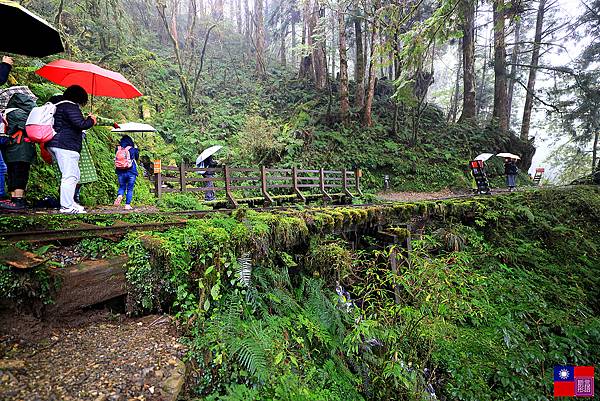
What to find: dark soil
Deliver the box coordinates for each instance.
[0,310,185,401]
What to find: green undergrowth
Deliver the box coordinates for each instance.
[1,187,599,399]
[116,186,600,400]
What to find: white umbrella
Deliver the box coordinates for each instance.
[196,145,223,167]
[475,153,494,161]
[496,152,520,160]
[111,122,156,133]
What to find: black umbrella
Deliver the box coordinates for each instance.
[0,0,64,57]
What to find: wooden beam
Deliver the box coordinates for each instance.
[260,166,274,206]
[292,167,306,202]
[223,165,238,208]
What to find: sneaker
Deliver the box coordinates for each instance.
[114,195,123,206]
[124,204,133,210]
[60,207,87,214]
[73,202,85,212]
[0,199,23,211]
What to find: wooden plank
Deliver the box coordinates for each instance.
[230,185,261,190]
[298,184,320,188]
[46,256,128,316]
[292,167,306,202]
[229,168,258,173]
[161,176,180,182]
[187,167,221,173]
[323,170,342,174]
[0,245,46,269]
[186,177,225,183]
[154,172,162,198]
[179,163,186,192]
[261,166,274,206]
[297,169,320,173]
[320,168,333,202]
[223,165,238,208]
[342,168,353,198]
[266,168,291,173]
[187,187,222,192]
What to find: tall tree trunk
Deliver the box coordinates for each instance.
[312,1,327,89]
[338,9,349,124]
[458,0,476,122]
[592,130,599,173]
[235,0,242,34]
[212,0,223,20]
[331,11,336,78]
[520,0,546,140]
[255,0,266,76]
[299,0,314,79]
[363,18,378,126]
[477,30,491,117]
[354,12,365,109]
[280,20,287,66]
[507,18,520,127]
[448,42,462,123]
[244,0,251,43]
[492,0,509,131]
[291,15,297,67]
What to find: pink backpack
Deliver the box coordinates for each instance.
[115,146,133,169]
[25,100,74,143]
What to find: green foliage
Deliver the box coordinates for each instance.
[157,193,211,211]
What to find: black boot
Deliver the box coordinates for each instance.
[74,186,81,204]
[11,197,26,209]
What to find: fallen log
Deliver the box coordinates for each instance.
[45,255,128,316]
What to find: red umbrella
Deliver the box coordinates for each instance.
[36,59,142,99]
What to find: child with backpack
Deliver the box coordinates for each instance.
[114,135,139,210]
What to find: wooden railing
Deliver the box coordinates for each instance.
[152,162,362,207]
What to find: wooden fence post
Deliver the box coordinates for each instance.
[223,165,238,208]
[153,159,162,198]
[354,168,363,196]
[261,166,274,206]
[179,162,186,192]
[292,167,306,202]
[319,168,333,202]
[341,168,353,200]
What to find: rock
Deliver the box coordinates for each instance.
[0,359,26,370]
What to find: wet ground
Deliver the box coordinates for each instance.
[0,311,186,401]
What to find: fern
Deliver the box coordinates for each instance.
[237,253,252,287]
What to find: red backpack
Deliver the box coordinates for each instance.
[115,146,133,169]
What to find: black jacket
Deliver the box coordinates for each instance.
[0,62,11,85]
[46,101,95,153]
[504,162,519,175]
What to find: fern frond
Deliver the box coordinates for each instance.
[237,253,252,287]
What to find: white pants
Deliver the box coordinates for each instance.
[48,147,80,209]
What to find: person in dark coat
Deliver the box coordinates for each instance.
[197,155,217,201]
[504,158,519,191]
[0,93,36,210]
[113,135,139,210]
[46,85,96,214]
[0,56,13,86]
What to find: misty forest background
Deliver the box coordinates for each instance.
[6,0,600,202]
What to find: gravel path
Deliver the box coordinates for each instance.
[376,189,468,202]
[0,313,186,401]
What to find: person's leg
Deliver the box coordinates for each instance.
[115,173,126,205]
[50,148,80,210]
[6,162,29,207]
[125,173,136,205]
[0,152,6,198]
[205,175,215,201]
[74,184,82,204]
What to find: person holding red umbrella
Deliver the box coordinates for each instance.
[46,85,97,214]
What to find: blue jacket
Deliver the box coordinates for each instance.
[115,135,139,176]
[0,62,11,85]
[47,101,95,153]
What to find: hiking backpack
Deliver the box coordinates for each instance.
[25,100,74,143]
[0,108,18,146]
[115,146,133,169]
